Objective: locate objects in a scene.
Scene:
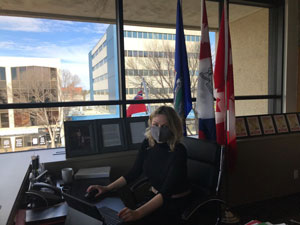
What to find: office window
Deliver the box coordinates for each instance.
[228,5,272,115]
[0,1,284,153]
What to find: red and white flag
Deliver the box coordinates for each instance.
[213,0,237,168]
[126,90,147,117]
[196,0,216,141]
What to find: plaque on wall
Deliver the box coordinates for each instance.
[259,115,276,135]
[285,113,300,132]
[273,114,289,133]
[246,116,262,136]
[236,117,248,138]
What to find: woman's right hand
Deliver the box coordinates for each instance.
[86,185,109,197]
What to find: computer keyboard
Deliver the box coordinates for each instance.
[98,206,122,225]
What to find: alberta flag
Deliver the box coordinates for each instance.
[196,0,216,141]
[173,0,192,135]
[214,0,237,168]
[127,90,147,117]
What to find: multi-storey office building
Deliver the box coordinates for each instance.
[89,25,201,116]
[0,57,61,152]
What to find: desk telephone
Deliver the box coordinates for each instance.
[25,169,64,209]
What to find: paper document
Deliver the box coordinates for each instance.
[74,166,111,179]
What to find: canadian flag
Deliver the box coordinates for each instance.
[213,0,237,169]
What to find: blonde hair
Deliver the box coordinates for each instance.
[145,105,183,151]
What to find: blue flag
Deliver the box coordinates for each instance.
[174,0,192,135]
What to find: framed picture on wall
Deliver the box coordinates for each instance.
[64,120,98,158]
[236,117,248,138]
[273,114,289,133]
[246,116,262,136]
[285,113,300,132]
[259,115,276,135]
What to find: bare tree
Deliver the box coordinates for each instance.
[60,69,81,101]
[126,41,200,134]
[13,68,83,148]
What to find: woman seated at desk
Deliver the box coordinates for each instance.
[87,106,191,225]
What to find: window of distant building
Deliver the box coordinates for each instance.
[0,68,5,80]
[0,112,9,128]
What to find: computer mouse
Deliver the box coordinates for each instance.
[84,188,99,200]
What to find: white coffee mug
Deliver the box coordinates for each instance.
[61,168,73,184]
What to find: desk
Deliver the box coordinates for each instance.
[0,148,65,225]
[1,148,137,225]
[23,178,124,225]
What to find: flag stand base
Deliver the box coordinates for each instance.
[220,208,240,224]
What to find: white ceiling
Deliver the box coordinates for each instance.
[0,0,263,29]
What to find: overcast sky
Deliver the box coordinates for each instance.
[0,16,108,89]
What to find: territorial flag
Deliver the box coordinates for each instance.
[214,0,237,168]
[127,90,147,117]
[196,0,216,141]
[174,0,192,135]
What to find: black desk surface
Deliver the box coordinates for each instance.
[68,178,111,201]
[25,177,125,224]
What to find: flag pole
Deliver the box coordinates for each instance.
[224,0,228,144]
[220,1,239,223]
[142,77,151,114]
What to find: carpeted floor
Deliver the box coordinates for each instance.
[230,193,300,225]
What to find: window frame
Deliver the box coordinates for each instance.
[0,0,284,123]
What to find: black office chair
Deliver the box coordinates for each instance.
[128,136,226,225]
[180,136,225,224]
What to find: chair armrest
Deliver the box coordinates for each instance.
[129,177,149,192]
[182,196,226,221]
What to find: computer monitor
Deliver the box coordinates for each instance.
[125,116,148,150]
[64,120,97,158]
[95,118,127,153]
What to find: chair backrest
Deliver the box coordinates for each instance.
[182,136,222,196]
